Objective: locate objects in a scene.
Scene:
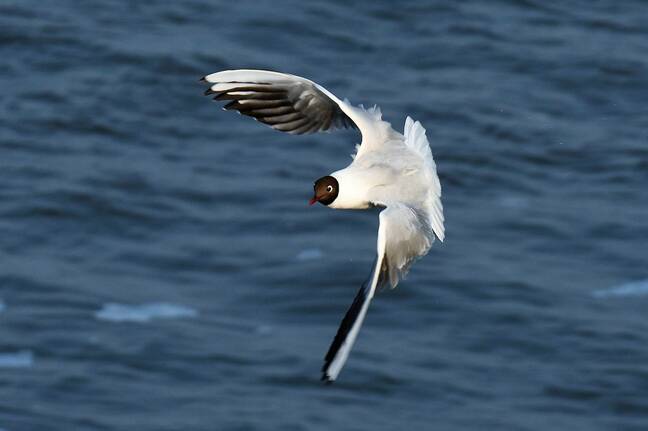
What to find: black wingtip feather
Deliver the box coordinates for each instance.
[201,77,360,136]
[321,284,369,377]
[222,100,239,110]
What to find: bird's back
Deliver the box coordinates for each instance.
[358,117,445,242]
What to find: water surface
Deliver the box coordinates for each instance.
[1,1,648,430]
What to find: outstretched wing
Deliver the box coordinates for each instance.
[201,69,382,140]
[322,204,434,382]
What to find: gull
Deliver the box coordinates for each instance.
[201,69,445,382]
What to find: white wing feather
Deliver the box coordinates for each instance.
[403,117,445,242]
[322,204,433,381]
[380,203,435,288]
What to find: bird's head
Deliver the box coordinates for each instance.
[309,175,339,206]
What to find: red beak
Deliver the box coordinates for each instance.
[308,196,318,206]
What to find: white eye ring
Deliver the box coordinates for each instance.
[326,185,333,192]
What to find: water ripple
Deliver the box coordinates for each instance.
[95,303,198,323]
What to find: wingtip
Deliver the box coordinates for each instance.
[199,76,206,82]
[321,373,335,384]
[321,361,336,383]
[204,88,216,96]
[437,230,445,242]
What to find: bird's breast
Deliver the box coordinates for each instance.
[328,165,392,210]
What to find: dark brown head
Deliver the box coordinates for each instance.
[309,175,339,206]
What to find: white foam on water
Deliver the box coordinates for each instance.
[0,350,34,368]
[296,248,323,261]
[255,324,273,335]
[593,279,648,299]
[95,302,198,323]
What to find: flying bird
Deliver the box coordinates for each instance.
[201,69,445,382]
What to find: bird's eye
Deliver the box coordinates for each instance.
[326,185,333,192]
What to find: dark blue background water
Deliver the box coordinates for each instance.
[1,1,648,430]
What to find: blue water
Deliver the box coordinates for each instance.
[1,1,648,430]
